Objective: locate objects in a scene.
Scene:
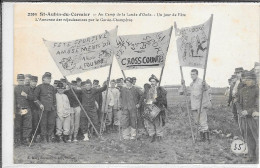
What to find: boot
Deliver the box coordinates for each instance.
[68,135,72,142]
[56,135,62,142]
[22,138,30,146]
[199,132,206,142]
[204,131,210,143]
[151,134,156,143]
[83,133,89,141]
[63,135,69,143]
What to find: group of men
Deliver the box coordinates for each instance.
[226,62,259,162]
[14,72,168,146]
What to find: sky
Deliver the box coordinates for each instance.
[14,3,259,87]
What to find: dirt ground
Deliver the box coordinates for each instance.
[14,95,255,164]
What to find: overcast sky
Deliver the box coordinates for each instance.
[14,3,259,87]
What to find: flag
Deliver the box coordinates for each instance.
[43,28,117,76]
[175,16,212,69]
[113,27,172,70]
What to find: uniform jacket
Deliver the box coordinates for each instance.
[64,88,81,108]
[34,83,56,111]
[120,86,143,110]
[27,86,38,110]
[14,85,31,111]
[80,85,107,109]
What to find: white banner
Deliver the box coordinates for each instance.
[113,27,172,70]
[175,17,212,69]
[43,28,117,76]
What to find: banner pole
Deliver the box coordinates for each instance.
[159,66,165,87]
[180,66,195,143]
[121,70,126,79]
[100,63,113,134]
[196,14,213,140]
[63,76,101,138]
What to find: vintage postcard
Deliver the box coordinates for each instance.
[2,2,260,167]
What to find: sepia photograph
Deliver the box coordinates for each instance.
[2,2,259,167]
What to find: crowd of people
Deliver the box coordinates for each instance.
[225,62,259,163]
[14,72,168,146]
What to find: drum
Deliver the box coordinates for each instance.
[142,104,161,122]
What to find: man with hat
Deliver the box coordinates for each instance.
[181,69,212,142]
[26,76,41,141]
[34,72,57,143]
[116,78,124,91]
[93,79,103,123]
[78,79,108,141]
[120,77,143,140]
[142,74,167,142]
[14,74,32,145]
[64,80,82,142]
[237,71,259,163]
[53,80,60,89]
[24,74,32,86]
[76,77,82,87]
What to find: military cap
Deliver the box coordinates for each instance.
[60,78,66,83]
[71,80,77,85]
[235,67,244,73]
[81,81,87,86]
[242,71,256,79]
[132,77,137,80]
[110,79,116,83]
[43,72,52,78]
[93,79,99,84]
[86,79,92,84]
[149,74,159,82]
[125,77,133,83]
[24,74,32,79]
[57,82,65,89]
[76,77,82,82]
[54,80,60,84]
[31,76,38,82]
[17,74,25,80]
[231,75,236,79]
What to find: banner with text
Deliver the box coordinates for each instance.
[175,17,211,69]
[113,27,172,70]
[43,28,117,76]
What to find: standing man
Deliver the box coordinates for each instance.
[142,75,167,142]
[231,67,244,123]
[181,69,212,142]
[110,79,121,131]
[79,79,108,141]
[237,71,259,163]
[24,74,32,86]
[14,74,32,145]
[27,76,40,142]
[93,80,103,123]
[34,72,57,143]
[120,77,143,140]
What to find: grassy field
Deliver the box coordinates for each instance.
[14,93,253,164]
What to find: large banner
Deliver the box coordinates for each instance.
[43,28,117,76]
[114,27,172,70]
[175,17,212,69]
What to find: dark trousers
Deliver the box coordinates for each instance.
[232,102,238,122]
[80,106,100,135]
[40,110,56,138]
[31,108,40,135]
[14,109,32,140]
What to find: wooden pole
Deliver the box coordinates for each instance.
[180,66,195,143]
[63,76,101,137]
[158,66,165,86]
[121,70,126,79]
[100,63,113,134]
[196,14,213,140]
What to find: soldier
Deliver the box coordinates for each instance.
[142,75,167,142]
[27,76,40,142]
[64,80,82,142]
[181,69,212,142]
[93,80,103,123]
[237,71,259,163]
[14,74,32,145]
[34,72,57,143]
[79,79,108,141]
[120,77,143,140]
[24,74,32,86]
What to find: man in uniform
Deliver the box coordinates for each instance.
[27,76,40,141]
[93,80,103,123]
[181,69,212,142]
[14,74,32,145]
[120,77,143,140]
[237,71,259,163]
[34,72,57,143]
[79,79,108,140]
[142,75,167,142]
[24,74,32,86]
[76,77,82,87]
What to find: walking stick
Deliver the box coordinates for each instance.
[29,109,44,147]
